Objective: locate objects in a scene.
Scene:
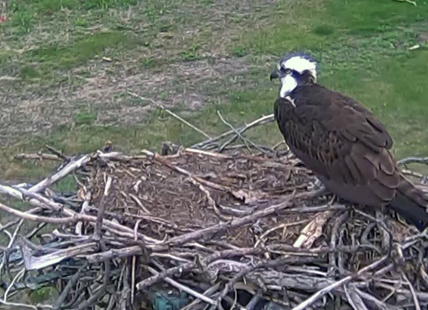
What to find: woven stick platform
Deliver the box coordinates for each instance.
[1,114,428,310]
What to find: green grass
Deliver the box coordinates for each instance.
[28,31,134,69]
[1,0,428,304]
[1,0,428,184]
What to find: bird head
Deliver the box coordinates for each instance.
[270,52,317,98]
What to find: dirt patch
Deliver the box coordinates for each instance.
[0,0,293,148]
[0,55,273,145]
[73,57,253,113]
[0,0,291,148]
[419,32,428,44]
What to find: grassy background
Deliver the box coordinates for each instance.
[1,0,428,304]
[1,0,428,179]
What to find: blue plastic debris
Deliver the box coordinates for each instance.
[150,290,191,310]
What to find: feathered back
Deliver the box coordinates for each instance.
[273,75,428,232]
[274,83,397,204]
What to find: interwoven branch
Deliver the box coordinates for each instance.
[1,113,427,310]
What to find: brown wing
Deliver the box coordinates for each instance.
[274,84,400,205]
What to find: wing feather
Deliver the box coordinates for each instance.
[349,151,377,181]
[274,84,399,202]
[343,155,363,183]
[274,80,428,231]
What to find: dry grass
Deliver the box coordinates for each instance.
[1,120,428,309]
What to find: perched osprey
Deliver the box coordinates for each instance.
[270,52,428,231]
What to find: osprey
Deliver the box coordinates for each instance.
[270,52,428,231]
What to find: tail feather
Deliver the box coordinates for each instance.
[389,175,428,231]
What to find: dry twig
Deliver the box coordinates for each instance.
[1,114,427,310]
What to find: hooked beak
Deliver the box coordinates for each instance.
[270,70,280,81]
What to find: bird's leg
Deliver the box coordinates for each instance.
[308,177,331,198]
[307,176,323,190]
[313,177,323,189]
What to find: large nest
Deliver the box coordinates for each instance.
[1,114,428,310]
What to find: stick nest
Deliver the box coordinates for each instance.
[91,150,311,249]
[1,116,428,310]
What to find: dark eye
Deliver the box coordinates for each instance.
[281,67,292,75]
